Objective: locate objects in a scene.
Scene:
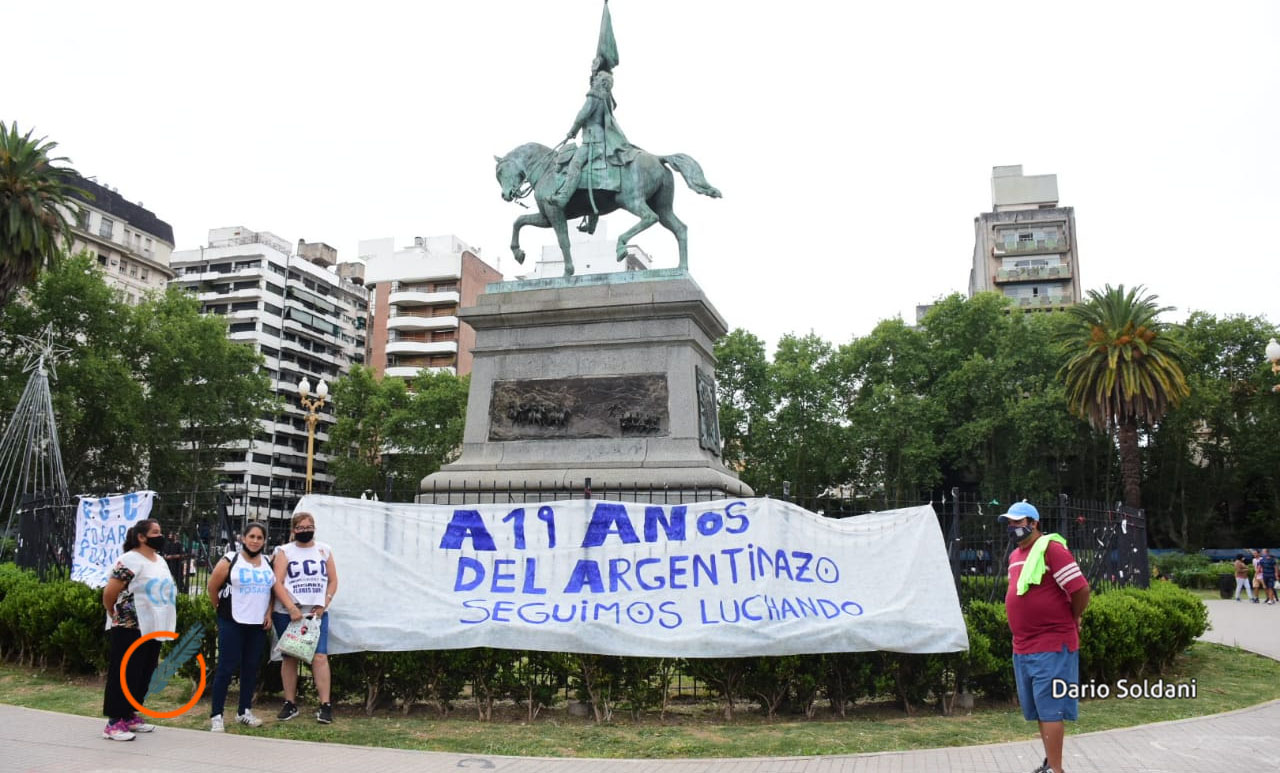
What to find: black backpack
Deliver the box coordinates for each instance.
[215,552,240,620]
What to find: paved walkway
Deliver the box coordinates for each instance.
[4,599,1278,773]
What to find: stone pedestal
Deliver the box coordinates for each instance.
[420,269,752,503]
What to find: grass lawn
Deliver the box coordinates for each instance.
[2,642,1277,758]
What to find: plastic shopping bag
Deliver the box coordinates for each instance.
[274,615,321,663]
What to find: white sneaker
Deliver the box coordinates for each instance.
[210,714,224,733]
[236,710,263,728]
[102,720,136,742]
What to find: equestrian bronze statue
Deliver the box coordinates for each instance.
[493,2,721,277]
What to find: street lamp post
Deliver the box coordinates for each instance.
[297,377,329,494]
[1267,338,1280,394]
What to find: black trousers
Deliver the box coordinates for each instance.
[103,626,161,722]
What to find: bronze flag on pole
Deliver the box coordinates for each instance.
[596,0,619,71]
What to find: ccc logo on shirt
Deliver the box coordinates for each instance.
[286,558,328,579]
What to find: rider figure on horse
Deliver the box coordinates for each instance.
[551,58,633,209]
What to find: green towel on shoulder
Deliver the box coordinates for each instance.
[1017,533,1068,596]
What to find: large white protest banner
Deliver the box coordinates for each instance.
[298,495,968,657]
[71,491,156,588]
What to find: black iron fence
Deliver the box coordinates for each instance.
[7,484,1147,605]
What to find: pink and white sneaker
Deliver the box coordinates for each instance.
[126,715,155,733]
[102,720,136,741]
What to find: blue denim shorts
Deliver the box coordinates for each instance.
[272,610,329,656]
[1013,645,1079,722]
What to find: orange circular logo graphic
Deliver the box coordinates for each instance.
[120,630,208,719]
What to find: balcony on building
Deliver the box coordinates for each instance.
[385,339,459,356]
[991,226,1069,257]
[387,308,459,331]
[389,288,461,307]
[994,263,1073,284]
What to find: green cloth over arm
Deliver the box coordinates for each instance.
[1017,533,1069,596]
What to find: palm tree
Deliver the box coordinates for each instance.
[0,121,83,308]
[1060,284,1190,509]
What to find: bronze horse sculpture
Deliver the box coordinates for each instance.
[495,142,721,277]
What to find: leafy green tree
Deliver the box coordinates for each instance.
[1144,312,1280,547]
[0,254,274,494]
[834,318,942,501]
[0,122,83,308]
[327,365,401,494]
[1060,285,1191,509]
[0,252,147,490]
[130,289,276,493]
[328,365,469,496]
[713,329,771,476]
[754,333,847,497]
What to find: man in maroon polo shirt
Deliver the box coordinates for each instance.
[1002,501,1091,773]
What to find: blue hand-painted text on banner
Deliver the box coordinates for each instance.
[296,495,968,657]
[71,492,156,588]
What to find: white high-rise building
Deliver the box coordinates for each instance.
[169,227,369,518]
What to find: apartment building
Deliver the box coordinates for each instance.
[969,165,1083,310]
[169,227,369,516]
[361,235,501,378]
[65,173,175,303]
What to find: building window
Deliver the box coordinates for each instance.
[144,238,153,255]
[129,265,138,278]
[119,260,128,275]
[96,254,106,266]
[99,217,114,239]
[78,208,91,229]
[141,269,149,281]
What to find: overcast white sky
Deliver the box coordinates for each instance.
[8,1,1278,352]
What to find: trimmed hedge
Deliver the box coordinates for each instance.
[0,564,1208,719]
[1153,552,1242,590]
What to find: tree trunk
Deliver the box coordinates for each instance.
[1117,418,1142,509]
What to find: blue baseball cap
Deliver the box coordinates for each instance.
[999,501,1039,521]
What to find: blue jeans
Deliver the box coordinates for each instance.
[210,618,267,717]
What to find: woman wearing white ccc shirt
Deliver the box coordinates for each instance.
[206,521,275,732]
[271,511,339,724]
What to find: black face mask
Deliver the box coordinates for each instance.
[243,545,263,557]
[294,531,315,544]
[144,534,167,550]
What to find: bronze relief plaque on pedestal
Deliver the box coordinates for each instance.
[488,375,669,441]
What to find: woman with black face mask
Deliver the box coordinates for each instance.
[101,518,177,741]
[270,511,339,724]
[205,521,275,732]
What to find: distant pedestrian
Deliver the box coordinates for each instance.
[1234,555,1256,602]
[1260,549,1278,605]
[163,532,187,595]
[101,519,177,741]
[1001,501,1091,773]
[1252,549,1263,595]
